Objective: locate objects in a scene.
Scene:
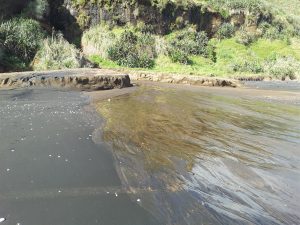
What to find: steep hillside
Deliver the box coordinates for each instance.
[1,0,300,79]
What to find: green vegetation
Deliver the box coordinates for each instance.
[75,0,300,80]
[108,31,156,68]
[33,34,81,71]
[166,29,210,64]
[1,0,300,80]
[0,18,45,71]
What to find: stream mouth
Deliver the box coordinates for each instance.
[96,83,300,225]
[0,84,299,225]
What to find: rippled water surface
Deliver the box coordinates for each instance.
[97,84,300,225]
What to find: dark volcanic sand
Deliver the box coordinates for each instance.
[0,88,159,225]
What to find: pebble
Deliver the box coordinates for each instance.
[0,218,5,223]
[137,198,141,202]
[114,192,118,197]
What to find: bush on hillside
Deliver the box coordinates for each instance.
[168,48,190,64]
[230,59,263,73]
[216,23,235,40]
[166,29,214,64]
[263,56,300,80]
[167,29,209,56]
[33,34,81,70]
[82,25,116,58]
[154,35,168,56]
[108,30,156,68]
[0,18,45,63]
[208,0,262,11]
[259,20,293,41]
[236,29,257,46]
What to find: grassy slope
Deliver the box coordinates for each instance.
[87,0,300,78]
[265,0,300,16]
[80,0,300,78]
[89,37,300,78]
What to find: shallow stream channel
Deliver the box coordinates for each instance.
[0,82,300,225]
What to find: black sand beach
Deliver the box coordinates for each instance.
[0,88,159,225]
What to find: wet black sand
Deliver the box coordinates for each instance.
[0,88,159,225]
[1,82,300,225]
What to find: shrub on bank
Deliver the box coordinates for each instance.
[82,25,117,58]
[0,18,45,63]
[167,29,209,56]
[263,56,300,80]
[108,30,156,68]
[216,23,235,40]
[236,29,257,46]
[33,34,81,70]
[168,48,190,64]
[230,59,263,73]
[166,29,210,64]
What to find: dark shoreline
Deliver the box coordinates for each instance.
[0,87,160,225]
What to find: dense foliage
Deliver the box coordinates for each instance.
[264,56,300,79]
[0,0,300,80]
[33,34,81,70]
[216,23,235,40]
[166,29,210,64]
[0,18,45,70]
[81,25,117,58]
[108,31,156,68]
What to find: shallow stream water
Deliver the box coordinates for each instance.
[96,83,300,225]
[0,84,299,225]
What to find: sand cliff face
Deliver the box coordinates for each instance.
[0,69,131,90]
[0,69,240,90]
[128,71,239,87]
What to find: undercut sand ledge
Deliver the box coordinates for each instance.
[0,69,131,90]
[0,68,240,90]
[127,71,239,87]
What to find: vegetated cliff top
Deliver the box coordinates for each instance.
[68,0,300,28]
[69,0,298,14]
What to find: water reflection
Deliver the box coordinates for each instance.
[97,85,300,225]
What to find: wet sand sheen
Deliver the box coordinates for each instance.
[94,82,300,225]
[0,83,299,225]
[0,88,159,225]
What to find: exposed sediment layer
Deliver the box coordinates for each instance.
[0,69,131,90]
[128,72,239,87]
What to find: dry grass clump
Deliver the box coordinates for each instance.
[33,34,81,70]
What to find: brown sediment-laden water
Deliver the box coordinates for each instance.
[96,82,300,225]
